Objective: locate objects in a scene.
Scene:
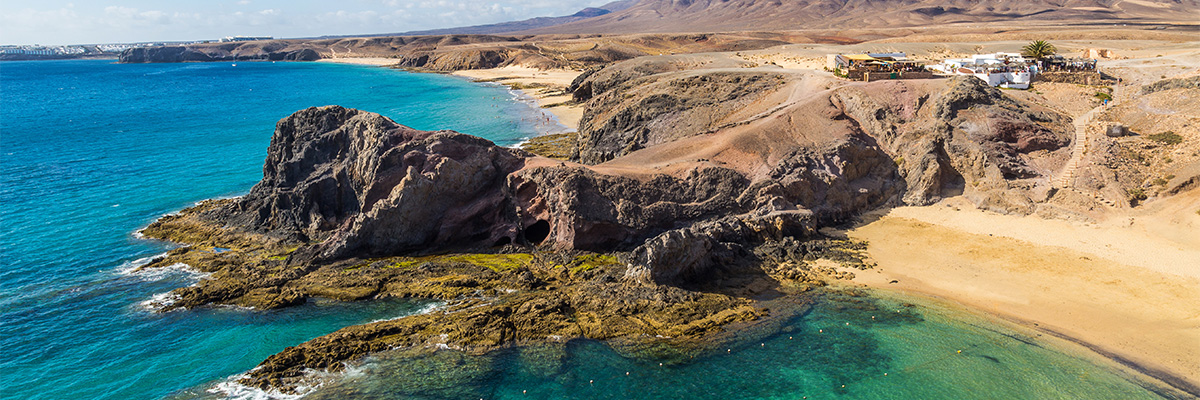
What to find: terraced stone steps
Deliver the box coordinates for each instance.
[1052,103,1117,208]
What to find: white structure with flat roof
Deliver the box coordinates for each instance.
[930,53,1036,89]
[220,36,273,42]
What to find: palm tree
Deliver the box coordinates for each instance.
[1022,40,1057,60]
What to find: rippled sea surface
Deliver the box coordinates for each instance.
[0,59,550,400]
[0,60,1172,400]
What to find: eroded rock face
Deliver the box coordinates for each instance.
[160,72,1072,285]
[830,77,1071,211]
[161,104,901,284]
[575,71,786,164]
[119,45,319,63]
[509,166,753,251]
[214,106,529,260]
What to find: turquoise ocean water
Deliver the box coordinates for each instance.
[0,60,1175,400]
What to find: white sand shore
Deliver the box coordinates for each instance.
[313,61,584,133]
[839,194,1200,392]
[452,66,584,131]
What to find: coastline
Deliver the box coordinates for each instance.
[851,287,1196,399]
[314,58,583,135]
[838,194,1200,396]
[451,66,583,132]
[313,57,400,66]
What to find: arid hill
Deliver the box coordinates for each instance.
[390,0,638,36]
[526,0,1200,34]
[118,32,826,69]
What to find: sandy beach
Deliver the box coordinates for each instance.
[452,66,584,131]
[314,57,401,66]
[839,193,1200,393]
[314,59,585,133]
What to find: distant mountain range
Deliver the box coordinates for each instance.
[523,0,1200,34]
[316,0,637,38]
[314,0,1197,39]
[399,0,638,36]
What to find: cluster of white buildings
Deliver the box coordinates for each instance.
[96,44,143,53]
[1,45,88,56]
[826,50,1100,90]
[219,36,273,42]
[928,52,1037,89]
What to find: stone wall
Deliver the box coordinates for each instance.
[1035,71,1112,85]
[847,70,935,81]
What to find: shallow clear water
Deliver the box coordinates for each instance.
[0,59,552,400]
[293,291,1167,400]
[0,60,1171,400]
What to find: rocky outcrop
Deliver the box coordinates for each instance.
[828,77,1071,211]
[120,46,220,63]
[391,49,514,71]
[575,71,786,164]
[195,106,529,260]
[1141,75,1200,94]
[120,45,320,63]
[509,166,753,251]
[148,102,907,286]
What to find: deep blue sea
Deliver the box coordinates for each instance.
[0,59,1173,400]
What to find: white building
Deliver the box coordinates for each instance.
[930,53,1036,89]
[220,36,273,42]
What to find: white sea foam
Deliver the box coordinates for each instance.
[119,260,208,283]
[124,261,211,312]
[140,291,182,312]
[207,362,370,400]
[115,253,169,275]
[431,333,464,351]
[368,301,443,324]
[207,372,312,400]
[194,194,246,207]
[498,85,574,149]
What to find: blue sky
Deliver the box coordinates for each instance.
[0,0,614,45]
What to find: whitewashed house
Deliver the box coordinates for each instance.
[929,53,1036,89]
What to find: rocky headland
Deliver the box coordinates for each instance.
[103,2,1200,392]
[133,47,1119,392]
